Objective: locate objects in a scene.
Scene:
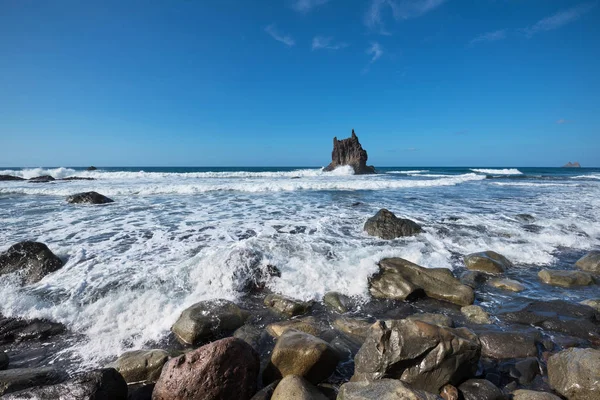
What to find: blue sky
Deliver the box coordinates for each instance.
[1,0,599,167]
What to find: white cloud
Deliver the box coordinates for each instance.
[470,29,507,45]
[523,3,595,37]
[265,24,295,47]
[366,42,384,63]
[311,36,349,50]
[365,0,447,33]
[292,0,331,13]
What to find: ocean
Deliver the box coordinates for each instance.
[1,166,599,369]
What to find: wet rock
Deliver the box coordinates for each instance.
[440,384,458,400]
[0,352,7,370]
[369,258,474,306]
[250,380,279,400]
[406,313,454,327]
[338,379,441,399]
[127,382,155,400]
[514,357,540,384]
[87,166,97,171]
[227,249,280,292]
[266,316,321,338]
[153,337,259,400]
[0,314,65,344]
[111,349,168,384]
[463,251,513,274]
[460,271,489,288]
[512,390,562,400]
[581,298,600,311]
[323,292,352,313]
[0,367,64,396]
[60,176,95,181]
[264,294,312,317]
[263,329,340,385]
[171,299,248,345]
[489,278,525,292]
[364,209,423,239]
[478,331,538,359]
[353,319,481,393]
[2,368,127,400]
[538,269,594,287]
[66,191,114,204]
[0,175,25,181]
[547,347,600,400]
[234,324,264,350]
[461,305,492,324]
[28,175,55,183]
[271,375,328,400]
[458,379,504,400]
[323,129,375,175]
[0,241,64,285]
[575,250,600,274]
[332,317,373,341]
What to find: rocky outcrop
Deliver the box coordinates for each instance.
[264,294,311,317]
[323,130,375,174]
[562,162,581,168]
[0,313,65,344]
[338,379,441,400]
[0,175,25,181]
[575,250,600,273]
[463,251,513,274]
[0,241,64,285]
[364,209,423,239]
[66,192,114,204]
[547,348,600,400]
[538,269,594,287]
[271,375,329,400]
[369,258,474,306]
[87,166,98,171]
[352,319,481,393]
[153,337,259,400]
[111,349,169,384]
[28,175,55,183]
[0,367,64,396]
[171,299,248,345]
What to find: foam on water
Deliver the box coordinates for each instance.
[471,168,523,175]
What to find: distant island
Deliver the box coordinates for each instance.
[562,162,581,168]
[324,129,376,174]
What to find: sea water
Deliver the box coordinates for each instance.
[1,166,599,367]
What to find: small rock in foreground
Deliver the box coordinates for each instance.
[461,305,492,324]
[0,241,64,285]
[111,349,169,383]
[489,278,525,292]
[547,347,600,400]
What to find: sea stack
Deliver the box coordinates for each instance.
[324,129,376,174]
[562,162,581,168]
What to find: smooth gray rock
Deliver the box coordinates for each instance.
[575,250,600,273]
[338,379,442,399]
[66,191,114,204]
[111,349,168,383]
[548,347,600,400]
[463,251,513,274]
[364,209,422,239]
[0,242,64,285]
[0,367,64,396]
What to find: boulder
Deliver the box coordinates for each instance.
[458,379,504,400]
[323,291,352,313]
[512,390,562,400]
[0,241,64,285]
[28,175,55,183]
[352,319,481,393]
[264,294,311,317]
[440,384,458,400]
[66,191,114,205]
[364,209,423,239]
[538,269,594,287]
[126,382,155,400]
[514,357,540,384]
[461,305,492,324]
[0,352,7,370]
[333,317,373,341]
[547,347,600,400]
[171,299,248,345]
[267,316,321,338]
[153,337,259,400]
[369,258,474,306]
[87,166,98,171]
[111,349,169,383]
[263,329,340,385]
[338,379,442,400]
[575,250,600,274]
[234,324,264,350]
[0,367,64,396]
[406,313,454,327]
[0,175,25,181]
[323,130,375,174]
[2,368,127,400]
[581,298,600,311]
[489,278,525,292]
[478,331,538,359]
[460,271,490,288]
[271,375,329,400]
[463,251,513,274]
[0,314,65,344]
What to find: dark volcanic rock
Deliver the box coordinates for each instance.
[0,367,64,396]
[364,209,423,239]
[61,177,96,181]
[28,175,55,183]
[548,347,600,400]
[87,166,98,171]
[0,314,65,344]
[66,191,114,204]
[0,352,7,370]
[153,337,260,400]
[458,379,505,400]
[0,175,25,181]
[478,331,538,360]
[2,368,127,400]
[323,130,375,174]
[562,161,581,168]
[0,241,64,285]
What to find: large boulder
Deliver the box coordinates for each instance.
[2,368,127,400]
[575,250,600,274]
[369,258,474,306]
[0,314,65,344]
[111,349,169,383]
[0,242,64,285]
[0,367,64,396]
[171,299,248,345]
[153,337,259,400]
[352,319,481,393]
[0,175,25,181]
[263,329,340,385]
[66,191,114,205]
[463,251,513,274]
[364,209,423,239]
[478,331,538,359]
[323,130,375,174]
[547,347,600,400]
[338,379,442,400]
[512,390,562,400]
[264,294,311,317]
[457,379,504,400]
[538,269,594,287]
[271,375,329,400]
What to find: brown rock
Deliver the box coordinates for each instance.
[478,331,538,359]
[332,317,373,341]
[461,305,492,325]
[489,278,525,292]
[463,251,513,274]
[406,313,454,327]
[266,316,321,338]
[547,347,600,400]
[538,269,594,287]
[264,294,311,317]
[364,209,423,239]
[575,250,600,273]
[440,384,459,400]
[111,349,168,383]
[323,130,375,174]
[512,390,562,400]
[338,379,442,399]
[271,375,328,400]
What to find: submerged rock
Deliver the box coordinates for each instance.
[171,299,248,345]
[66,191,114,204]
[338,379,441,400]
[352,319,481,393]
[323,129,375,174]
[0,367,64,396]
[153,337,259,400]
[458,379,504,400]
[364,209,423,239]
[538,269,594,287]
[463,251,513,274]
[0,241,64,285]
[369,258,474,306]
[547,347,600,400]
[575,250,600,274]
[489,278,525,292]
[111,349,169,383]
[461,305,492,325]
[0,175,25,181]
[264,294,312,317]
[271,375,329,400]
[0,314,65,344]
[28,175,55,183]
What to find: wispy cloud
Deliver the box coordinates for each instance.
[265,24,295,47]
[522,3,595,37]
[291,0,331,13]
[365,0,447,33]
[366,42,384,63]
[312,36,349,50]
[556,119,568,124]
[470,29,507,45]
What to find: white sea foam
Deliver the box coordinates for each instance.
[386,170,429,174]
[572,174,600,180]
[471,168,523,175]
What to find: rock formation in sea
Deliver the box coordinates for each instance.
[562,161,581,168]
[323,129,375,174]
[86,166,97,171]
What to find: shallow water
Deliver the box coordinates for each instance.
[1,166,599,368]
